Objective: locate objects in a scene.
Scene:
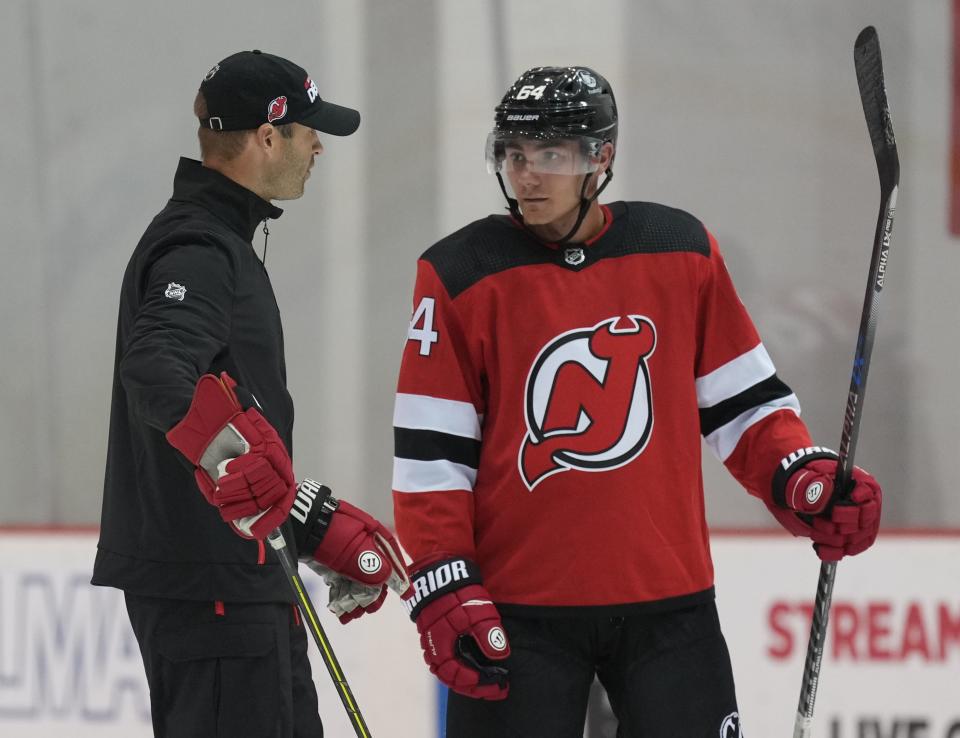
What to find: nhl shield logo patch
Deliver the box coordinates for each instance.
[563,247,585,266]
[164,283,186,301]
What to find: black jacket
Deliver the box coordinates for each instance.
[93,158,297,602]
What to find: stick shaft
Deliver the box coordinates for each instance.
[792,25,899,737]
[267,529,373,738]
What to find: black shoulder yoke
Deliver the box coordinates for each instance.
[422,202,711,299]
[611,201,710,259]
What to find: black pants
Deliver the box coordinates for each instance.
[446,601,742,738]
[125,593,324,738]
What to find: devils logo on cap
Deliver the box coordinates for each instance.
[267,96,288,123]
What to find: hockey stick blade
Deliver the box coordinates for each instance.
[841,24,899,467]
[855,26,900,195]
[793,27,900,738]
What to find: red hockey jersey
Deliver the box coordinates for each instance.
[393,201,812,612]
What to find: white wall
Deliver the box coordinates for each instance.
[0,1,954,528]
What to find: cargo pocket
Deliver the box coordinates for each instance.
[157,622,281,738]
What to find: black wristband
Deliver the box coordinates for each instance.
[405,557,484,621]
[771,446,839,508]
[289,478,338,558]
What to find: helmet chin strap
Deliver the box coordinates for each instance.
[497,168,614,245]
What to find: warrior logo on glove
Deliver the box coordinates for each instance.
[358,550,383,574]
[805,480,825,506]
[519,315,657,490]
[487,627,507,652]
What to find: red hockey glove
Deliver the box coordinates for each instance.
[166,372,296,539]
[404,556,510,700]
[290,479,409,623]
[768,447,882,562]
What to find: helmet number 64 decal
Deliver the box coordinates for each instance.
[408,296,439,356]
[515,84,546,100]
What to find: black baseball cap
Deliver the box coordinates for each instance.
[198,50,360,135]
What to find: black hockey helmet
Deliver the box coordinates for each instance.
[487,66,617,244]
[490,66,617,148]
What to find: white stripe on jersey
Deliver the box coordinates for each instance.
[695,343,776,408]
[393,457,478,494]
[394,393,482,439]
[703,394,801,461]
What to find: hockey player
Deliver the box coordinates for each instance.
[93,51,407,737]
[392,67,882,737]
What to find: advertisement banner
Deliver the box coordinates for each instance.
[0,530,433,738]
[1,531,957,737]
[713,532,960,738]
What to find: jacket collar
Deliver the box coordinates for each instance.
[170,157,283,241]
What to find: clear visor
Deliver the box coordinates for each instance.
[485,132,605,176]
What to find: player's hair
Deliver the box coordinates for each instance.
[193,92,294,162]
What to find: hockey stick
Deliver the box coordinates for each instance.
[792,26,899,738]
[266,528,373,738]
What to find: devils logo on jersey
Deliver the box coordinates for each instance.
[719,711,743,737]
[519,315,657,490]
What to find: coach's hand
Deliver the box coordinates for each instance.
[291,479,409,622]
[404,555,510,700]
[768,447,882,562]
[166,372,296,539]
[306,562,389,623]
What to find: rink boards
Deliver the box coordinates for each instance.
[0,530,957,738]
